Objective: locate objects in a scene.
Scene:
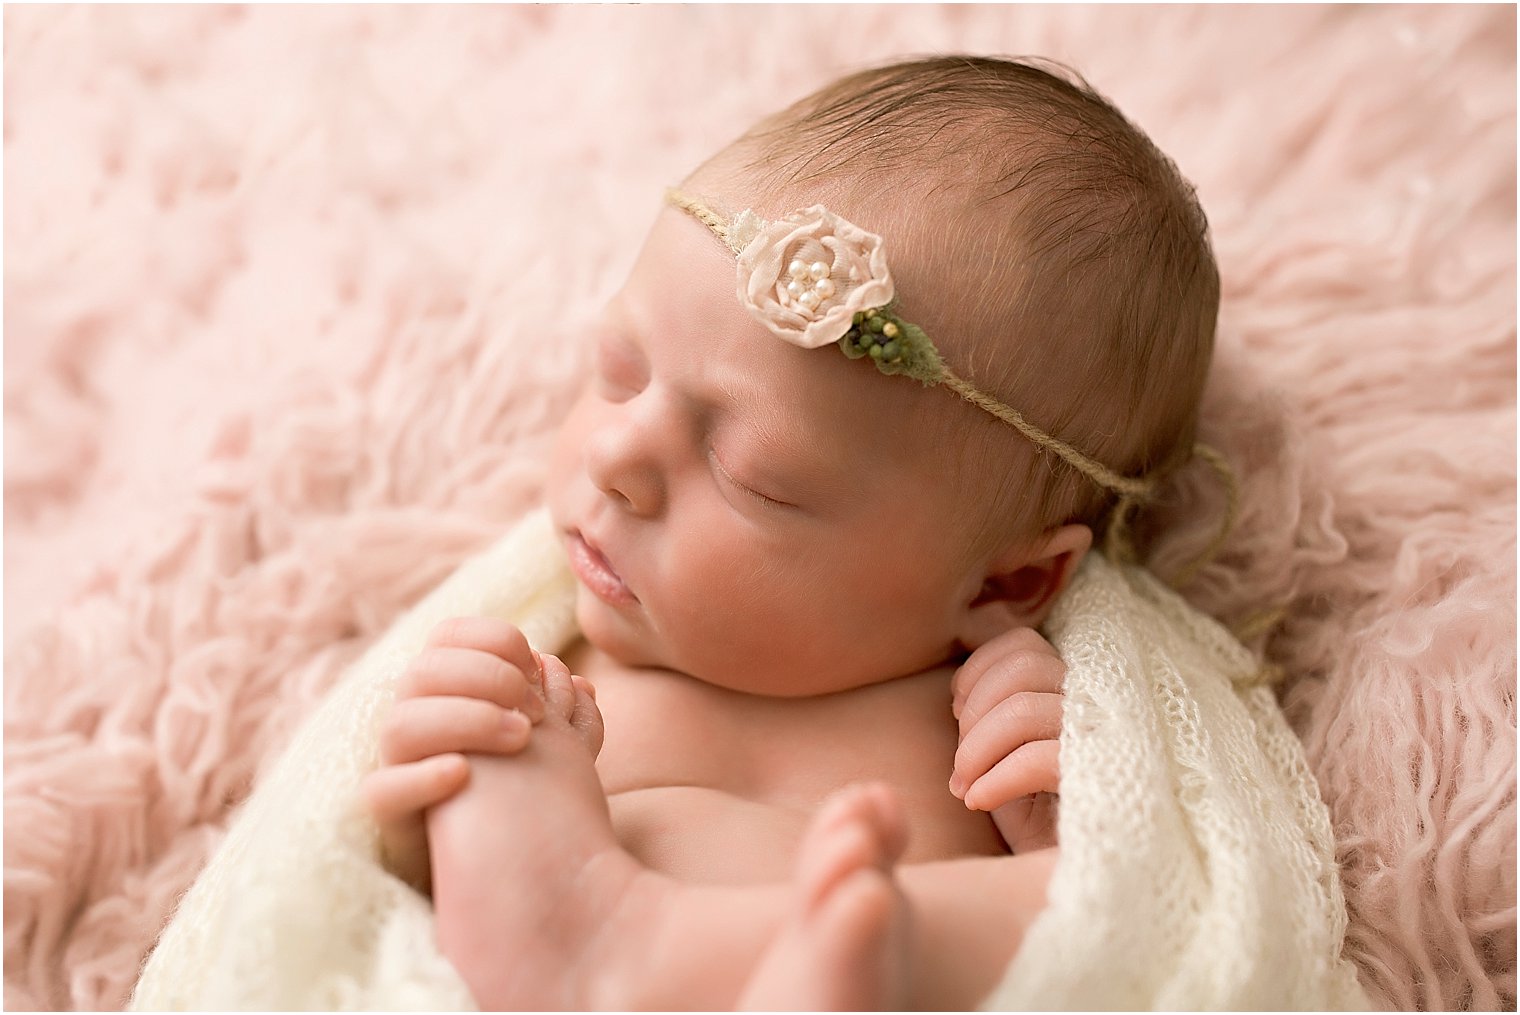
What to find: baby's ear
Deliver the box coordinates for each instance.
[956,523,1092,651]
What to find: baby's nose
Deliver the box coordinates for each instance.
[583,414,666,518]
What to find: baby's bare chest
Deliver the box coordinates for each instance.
[563,645,1007,884]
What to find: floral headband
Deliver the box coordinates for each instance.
[665,188,1161,493]
[665,187,1241,572]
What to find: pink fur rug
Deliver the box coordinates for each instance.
[5,6,1514,1010]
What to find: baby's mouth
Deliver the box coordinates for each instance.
[566,531,639,607]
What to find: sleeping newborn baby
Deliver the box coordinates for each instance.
[362,54,1218,1010]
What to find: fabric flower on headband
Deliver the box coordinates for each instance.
[736,206,894,350]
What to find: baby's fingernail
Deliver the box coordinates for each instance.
[949,775,965,798]
[502,710,530,735]
[528,650,544,683]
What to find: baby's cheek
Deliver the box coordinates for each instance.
[657,552,813,685]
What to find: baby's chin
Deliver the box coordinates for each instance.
[574,594,658,664]
[574,600,775,691]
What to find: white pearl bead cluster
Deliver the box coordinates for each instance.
[784,257,836,313]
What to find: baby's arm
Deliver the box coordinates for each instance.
[948,627,1065,854]
[360,617,557,892]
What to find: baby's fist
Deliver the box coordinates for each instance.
[949,627,1066,854]
[363,617,549,891]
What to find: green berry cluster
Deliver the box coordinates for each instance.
[835,304,944,385]
[840,307,906,365]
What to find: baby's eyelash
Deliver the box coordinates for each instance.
[710,451,791,510]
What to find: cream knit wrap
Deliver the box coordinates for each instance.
[130,508,1369,1010]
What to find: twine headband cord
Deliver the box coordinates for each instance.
[663,188,1238,574]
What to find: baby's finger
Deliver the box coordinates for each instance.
[379,696,532,765]
[398,646,545,722]
[539,653,579,722]
[950,691,1063,796]
[963,741,1061,811]
[362,753,471,827]
[956,653,1066,729]
[569,674,605,757]
[424,617,539,680]
[951,627,1061,708]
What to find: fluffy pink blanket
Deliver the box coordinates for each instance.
[5,6,1514,1010]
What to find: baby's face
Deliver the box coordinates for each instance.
[546,207,1002,696]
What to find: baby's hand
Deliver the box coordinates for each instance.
[948,627,1066,854]
[361,617,551,893]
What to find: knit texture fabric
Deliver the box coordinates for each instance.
[130,508,1365,1010]
[988,551,1368,1009]
[130,511,578,1010]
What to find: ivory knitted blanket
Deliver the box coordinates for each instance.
[128,508,1368,1010]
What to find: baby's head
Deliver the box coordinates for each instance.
[548,56,1218,695]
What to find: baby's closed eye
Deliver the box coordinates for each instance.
[709,447,795,510]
